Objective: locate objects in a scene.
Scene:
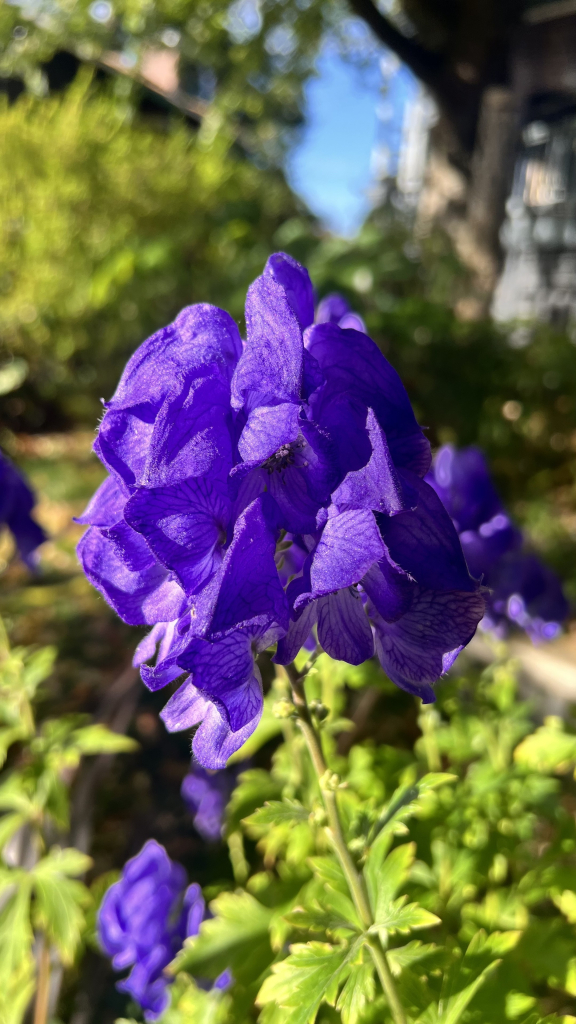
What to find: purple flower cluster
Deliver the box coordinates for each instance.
[78,253,484,767]
[181,762,235,842]
[98,839,229,1020]
[0,451,45,568]
[427,444,569,642]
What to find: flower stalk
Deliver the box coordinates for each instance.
[33,937,51,1024]
[284,659,408,1024]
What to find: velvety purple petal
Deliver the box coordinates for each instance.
[160,680,261,770]
[307,387,373,479]
[101,520,156,572]
[380,472,476,593]
[267,252,315,330]
[331,409,406,515]
[77,526,186,626]
[238,403,300,462]
[133,622,170,667]
[75,475,128,527]
[274,601,318,664]
[191,494,289,640]
[305,322,430,476]
[143,372,233,487]
[317,589,374,664]
[177,631,261,731]
[302,348,325,399]
[125,477,230,594]
[267,466,323,535]
[192,698,262,770]
[94,407,155,487]
[139,617,194,690]
[108,304,242,413]
[232,264,303,410]
[361,557,413,622]
[299,509,385,603]
[371,585,486,701]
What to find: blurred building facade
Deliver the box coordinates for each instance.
[493,3,576,325]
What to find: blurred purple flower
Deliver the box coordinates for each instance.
[98,840,230,1020]
[0,451,45,568]
[315,292,367,333]
[181,763,234,842]
[427,444,568,642]
[78,252,485,767]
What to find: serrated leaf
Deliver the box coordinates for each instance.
[308,857,348,894]
[336,959,375,1024]
[416,950,502,1024]
[0,812,26,852]
[417,773,458,793]
[257,941,356,1024]
[0,875,34,983]
[387,941,439,977]
[34,846,93,878]
[365,843,415,916]
[70,724,139,756]
[244,800,309,831]
[175,890,273,985]
[371,897,440,942]
[33,874,90,963]
[286,887,362,936]
[319,887,363,931]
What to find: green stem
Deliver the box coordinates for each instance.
[33,936,51,1024]
[284,660,408,1024]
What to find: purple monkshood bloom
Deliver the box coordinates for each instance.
[0,451,45,568]
[181,762,235,842]
[315,293,367,333]
[77,252,485,767]
[98,840,230,1021]
[426,444,569,642]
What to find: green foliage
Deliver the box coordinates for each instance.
[148,655,576,1024]
[0,72,313,429]
[0,617,138,1024]
[0,0,328,160]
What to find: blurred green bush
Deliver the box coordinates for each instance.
[0,71,313,428]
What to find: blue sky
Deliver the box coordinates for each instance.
[288,45,418,237]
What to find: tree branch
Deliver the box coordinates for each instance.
[345,0,482,154]
[346,0,443,87]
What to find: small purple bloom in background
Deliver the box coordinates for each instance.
[78,252,485,767]
[0,451,45,568]
[98,839,229,1020]
[181,763,234,842]
[315,292,367,333]
[426,444,569,642]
